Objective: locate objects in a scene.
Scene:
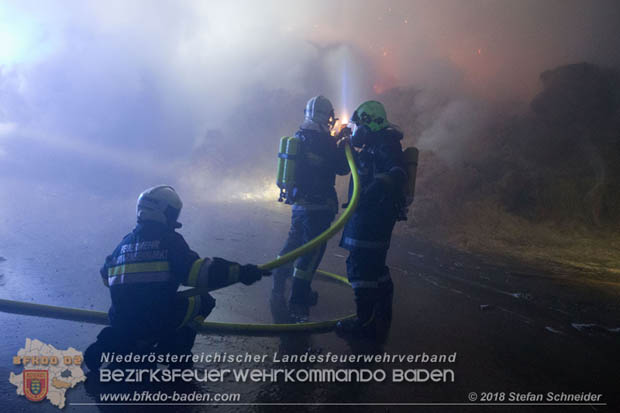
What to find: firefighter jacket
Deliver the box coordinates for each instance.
[340,127,407,251]
[291,128,349,212]
[100,221,241,336]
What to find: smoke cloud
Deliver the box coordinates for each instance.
[1,0,619,205]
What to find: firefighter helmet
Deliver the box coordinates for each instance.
[351,100,388,132]
[136,185,183,228]
[304,95,336,130]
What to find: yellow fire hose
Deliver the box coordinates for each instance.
[0,144,360,335]
[0,269,352,335]
[262,145,360,271]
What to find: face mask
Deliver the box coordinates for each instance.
[350,124,371,148]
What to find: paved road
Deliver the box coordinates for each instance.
[0,188,617,412]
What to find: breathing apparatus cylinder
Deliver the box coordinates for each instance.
[403,147,419,206]
[276,136,289,201]
[276,136,301,203]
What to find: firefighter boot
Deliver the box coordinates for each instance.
[269,290,291,324]
[378,278,394,323]
[84,327,122,372]
[336,296,379,338]
[84,340,105,372]
[272,271,289,297]
[270,264,293,323]
[288,278,319,323]
[374,289,394,341]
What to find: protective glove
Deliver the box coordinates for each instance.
[337,127,352,141]
[239,264,271,285]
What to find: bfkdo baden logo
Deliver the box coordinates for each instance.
[24,370,49,402]
[9,338,86,409]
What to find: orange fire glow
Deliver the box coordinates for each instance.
[331,111,349,136]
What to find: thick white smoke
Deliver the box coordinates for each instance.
[1,0,619,204]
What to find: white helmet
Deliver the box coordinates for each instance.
[136,185,183,228]
[304,95,335,131]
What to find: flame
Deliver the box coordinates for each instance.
[331,110,349,136]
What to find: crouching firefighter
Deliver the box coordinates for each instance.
[337,100,413,339]
[84,185,270,371]
[273,95,349,322]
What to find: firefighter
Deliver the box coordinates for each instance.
[336,100,407,338]
[271,95,349,322]
[84,185,269,371]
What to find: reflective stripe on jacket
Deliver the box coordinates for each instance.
[100,221,200,333]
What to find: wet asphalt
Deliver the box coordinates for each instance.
[0,181,618,412]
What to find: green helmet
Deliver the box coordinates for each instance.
[351,100,388,132]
